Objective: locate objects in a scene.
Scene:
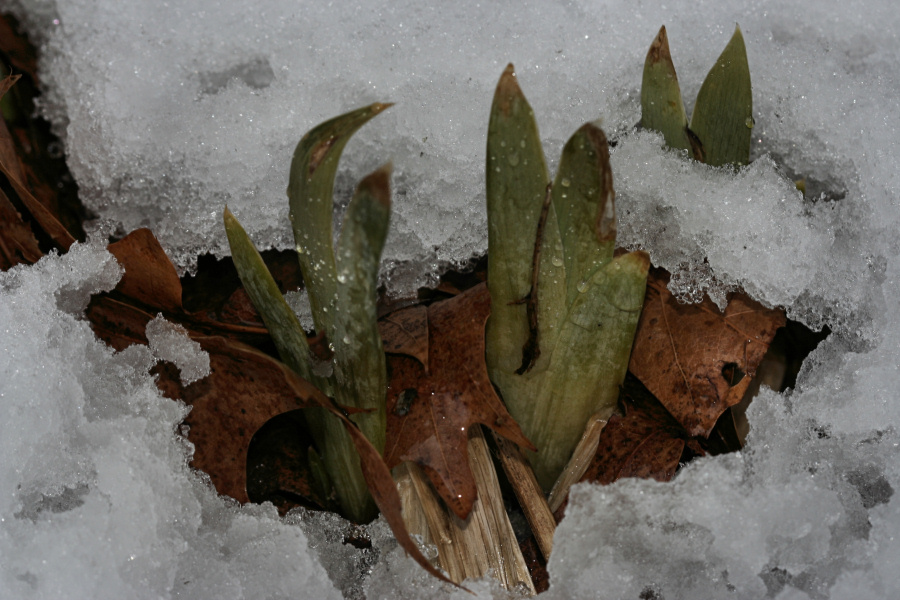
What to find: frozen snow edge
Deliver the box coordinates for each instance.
[0,244,342,599]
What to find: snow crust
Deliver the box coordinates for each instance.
[146,315,211,385]
[0,244,341,599]
[1,0,899,598]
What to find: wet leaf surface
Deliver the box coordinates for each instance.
[629,269,785,437]
[384,282,535,520]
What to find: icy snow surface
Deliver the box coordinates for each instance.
[1,0,899,597]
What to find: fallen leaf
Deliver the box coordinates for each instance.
[379,304,429,370]
[108,228,184,312]
[0,73,75,252]
[0,186,42,268]
[629,269,785,437]
[384,282,535,520]
[0,16,39,81]
[580,374,688,487]
[154,336,321,504]
[245,410,328,514]
[87,226,454,586]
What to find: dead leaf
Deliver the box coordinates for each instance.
[581,374,687,486]
[384,282,535,520]
[86,225,454,587]
[0,186,42,268]
[87,296,156,350]
[0,74,75,252]
[379,304,429,370]
[0,16,39,81]
[108,228,184,312]
[629,269,785,437]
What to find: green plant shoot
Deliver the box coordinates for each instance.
[224,104,391,523]
[641,25,692,154]
[642,24,753,166]
[485,65,650,491]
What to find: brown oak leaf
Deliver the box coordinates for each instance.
[581,374,690,486]
[629,269,785,437]
[384,282,535,520]
[379,303,429,371]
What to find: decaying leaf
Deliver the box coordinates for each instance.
[629,269,785,437]
[379,304,429,371]
[245,410,328,514]
[178,336,453,586]
[108,228,184,312]
[84,225,452,585]
[0,75,74,252]
[384,283,535,519]
[0,186,42,269]
[580,374,690,486]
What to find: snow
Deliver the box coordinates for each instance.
[146,315,211,385]
[1,0,899,598]
[0,243,341,599]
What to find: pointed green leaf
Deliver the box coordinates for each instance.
[485,64,552,377]
[223,207,315,384]
[526,250,649,488]
[690,24,753,167]
[641,25,692,152]
[551,123,617,302]
[332,163,392,454]
[287,103,392,339]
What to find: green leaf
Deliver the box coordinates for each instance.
[287,103,392,340]
[525,250,649,488]
[690,24,753,167]
[551,123,617,302]
[641,25,692,153]
[484,64,552,378]
[301,164,394,524]
[223,207,316,385]
[333,163,392,454]
[499,123,650,490]
[484,64,650,491]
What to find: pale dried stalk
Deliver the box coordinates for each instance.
[397,427,535,593]
[547,412,609,514]
[394,462,434,551]
[491,432,556,562]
